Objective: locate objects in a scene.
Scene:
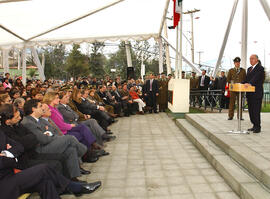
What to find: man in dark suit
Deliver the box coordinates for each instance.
[0,130,101,198]
[145,73,159,113]
[244,54,265,133]
[76,90,113,130]
[198,70,210,106]
[198,70,210,90]
[0,104,65,175]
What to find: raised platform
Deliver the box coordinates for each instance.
[176,113,270,199]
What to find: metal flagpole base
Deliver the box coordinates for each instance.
[228,130,250,134]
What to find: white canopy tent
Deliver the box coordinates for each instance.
[0,0,200,82]
[0,0,168,49]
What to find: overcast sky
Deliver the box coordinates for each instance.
[166,0,270,71]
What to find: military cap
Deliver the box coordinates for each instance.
[233,57,241,62]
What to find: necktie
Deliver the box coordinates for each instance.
[48,118,63,136]
[150,80,153,91]
[200,76,205,86]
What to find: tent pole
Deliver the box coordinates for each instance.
[31,47,45,81]
[163,20,171,75]
[241,0,248,69]
[17,49,21,70]
[158,37,164,75]
[22,48,26,85]
[3,49,9,74]
[125,41,132,68]
[212,0,239,77]
[259,0,270,21]
[158,0,171,36]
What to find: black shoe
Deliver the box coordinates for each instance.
[103,135,116,142]
[80,168,91,175]
[241,118,244,121]
[248,127,255,131]
[73,181,102,196]
[106,130,113,135]
[82,156,99,163]
[154,111,158,113]
[95,149,110,157]
[253,128,261,133]
[228,117,233,120]
[112,119,118,123]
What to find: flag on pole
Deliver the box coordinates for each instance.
[172,0,182,28]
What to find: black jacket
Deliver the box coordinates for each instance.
[244,63,265,100]
[0,130,24,179]
[0,124,40,169]
[198,75,210,90]
[145,79,159,94]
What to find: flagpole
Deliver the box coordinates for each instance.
[179,1,183,79]
[175,23,179,79]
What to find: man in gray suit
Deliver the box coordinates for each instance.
[21,99,87,181]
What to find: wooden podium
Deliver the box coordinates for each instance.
[228,83,255,134]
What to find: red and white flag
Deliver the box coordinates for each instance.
[173,0,182,28]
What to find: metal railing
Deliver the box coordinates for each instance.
[190,89,223,112]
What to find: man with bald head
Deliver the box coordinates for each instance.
[244,54,265,133]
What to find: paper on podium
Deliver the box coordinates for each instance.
[229,83,255,92]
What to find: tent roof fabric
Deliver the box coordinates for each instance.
[0,0,168,49]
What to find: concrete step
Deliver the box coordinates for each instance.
[185,114,270,191]
[176,119,270,199]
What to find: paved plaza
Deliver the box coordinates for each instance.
[63,113,240,199]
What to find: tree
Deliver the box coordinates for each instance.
[106,42,128,79]
[66,44,89,79]
[28,69,36,78]
[42,44,67,79]
[89,42,106,78]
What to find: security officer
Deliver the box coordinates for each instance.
[190,72,199,90]
[227,57,246,120]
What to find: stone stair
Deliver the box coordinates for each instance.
[175,117,270,199]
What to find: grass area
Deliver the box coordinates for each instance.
[166,107,206,120]
[262,103,270,112]
[189,107,206,113]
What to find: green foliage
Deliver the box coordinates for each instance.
[66,44,90,79]
[43,44,66,79]
[89,42,106,78]
[28,69,36,78]
[106,42,128,79]
[262,103,270,112]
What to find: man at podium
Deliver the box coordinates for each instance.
[244,54,265,133]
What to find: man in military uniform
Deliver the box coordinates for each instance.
[158,72,168,112]
[227,57,246,120]
[190,72,199,106]
[190,72,198,90]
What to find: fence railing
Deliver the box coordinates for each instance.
[190,85,270,112]
[190,89,223,112]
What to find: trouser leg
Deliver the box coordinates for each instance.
[228,92,236,118]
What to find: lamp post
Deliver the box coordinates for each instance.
[184,9,200,64]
